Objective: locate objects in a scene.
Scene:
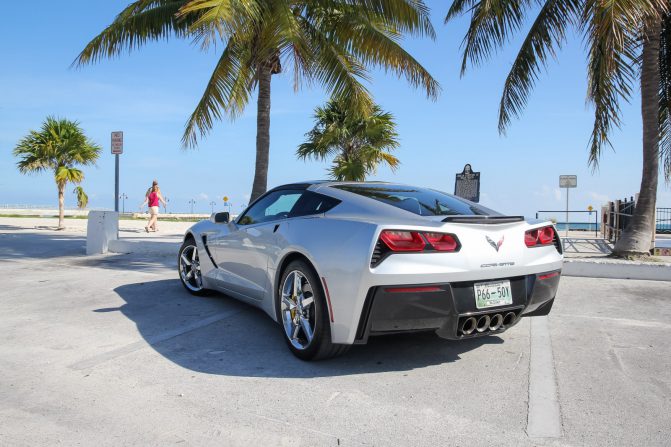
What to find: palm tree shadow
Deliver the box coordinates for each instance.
[110,279,504,378]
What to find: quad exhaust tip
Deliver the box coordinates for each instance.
[460,311,518,336]
[460,317,477,335]
[503,312,517,326]
[476,315,491,333]
[489,313,503,331]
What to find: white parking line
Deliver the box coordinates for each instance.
[527,316,562,438]
[69,308,241,370]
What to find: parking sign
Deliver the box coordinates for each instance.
[111,131,123,154]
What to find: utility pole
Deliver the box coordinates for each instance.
[119,193,128,214]
[188,199,196,214]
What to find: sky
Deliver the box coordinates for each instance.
[1,0,669,220]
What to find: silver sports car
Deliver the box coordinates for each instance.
[178,181,563,360]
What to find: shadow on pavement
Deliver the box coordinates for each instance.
[0,228,175,272]
[0,227,85,259]
[72,253,175,272]
[111,279,503,378]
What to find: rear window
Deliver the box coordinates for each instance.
[334,184,497,217]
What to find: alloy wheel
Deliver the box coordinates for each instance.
[280,270,316,350]
[179,244,203,292]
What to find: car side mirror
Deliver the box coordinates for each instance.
[213,211,230,223]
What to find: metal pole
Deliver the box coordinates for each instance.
[565,187,569,238]
[114,154,119,212]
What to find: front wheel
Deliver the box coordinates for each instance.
[277,260,349,360]
[178,238,209,296]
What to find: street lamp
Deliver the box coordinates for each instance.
[209,201,216,213]
[188,199,196,214]
[119,193,128,214]
[164,196,170,214]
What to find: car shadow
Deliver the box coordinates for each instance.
[110,279,504,378]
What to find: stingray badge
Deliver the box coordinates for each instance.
[486,235,504,252]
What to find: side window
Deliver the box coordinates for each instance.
[289,191,341,217]
[237,190,303,225]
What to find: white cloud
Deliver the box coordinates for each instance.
[198,193,209,201]
[589,191,610,204]
[534,185,562,202]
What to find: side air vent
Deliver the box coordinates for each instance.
[370,240,386,267]
[552,229,563,254]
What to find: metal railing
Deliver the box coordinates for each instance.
[535,210,600,237]
[658,208,671,234]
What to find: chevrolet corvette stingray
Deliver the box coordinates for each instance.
[178,181,562,360]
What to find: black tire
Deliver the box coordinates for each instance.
[277,260,350,360]
[177,237,210,296]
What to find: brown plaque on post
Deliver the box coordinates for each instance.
[454,164,480,202]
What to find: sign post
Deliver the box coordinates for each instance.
[559,175,577,238]
[111,131,123,212]
[454,164,481,202]
[223,196,230,213]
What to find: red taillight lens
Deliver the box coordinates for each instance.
[424,232,459,252]
[525,230,538,247]
[379,230,426,251]
[525,226,555,247]
[538,226,555,245]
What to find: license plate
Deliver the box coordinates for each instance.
[474,280,513,309]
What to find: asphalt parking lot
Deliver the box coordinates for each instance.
[1,228,670,446]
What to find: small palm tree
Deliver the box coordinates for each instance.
[13,117,101,229]
[445,0,669,257]
[75,0,438,201]
[73,186,89,209]
[298,99,400,181]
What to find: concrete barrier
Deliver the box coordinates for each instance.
[563,259,671,281]
[86,211,118,255]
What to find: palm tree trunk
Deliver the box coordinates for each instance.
[613,17,662,257]
[57,181,66,230]
[250,63,272,203]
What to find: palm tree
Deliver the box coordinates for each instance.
[75,0,439,202]
[297,98,399,181]
[445,0,669,257]
[13,117,101,229]
[73,186,89,209]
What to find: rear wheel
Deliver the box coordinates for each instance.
[178,238,209,296]
[277,260,349,360]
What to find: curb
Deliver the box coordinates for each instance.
[563,259,671,281]
[108,239,179,256]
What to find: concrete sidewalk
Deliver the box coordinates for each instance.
[1,229,670,446]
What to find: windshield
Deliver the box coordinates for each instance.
[334,184,499,217]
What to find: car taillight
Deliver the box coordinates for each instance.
[525,226,556,247]
[379,230,426,251]
[424,232,459,252]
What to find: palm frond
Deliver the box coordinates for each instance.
[74,0,191,66]
[498,0,581,133]
[182,35,256,147]
[583,0,643,167]
[660,8,671,181]
[458,0,532,75]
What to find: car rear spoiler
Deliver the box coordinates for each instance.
[442,215,525,224]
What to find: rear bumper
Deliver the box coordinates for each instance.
[354,270,560,343]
